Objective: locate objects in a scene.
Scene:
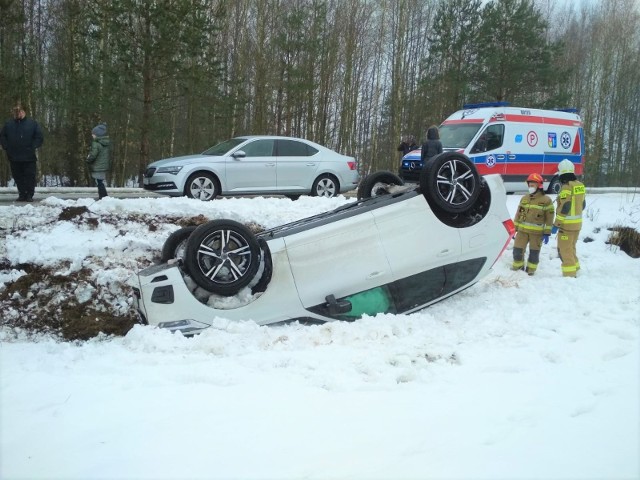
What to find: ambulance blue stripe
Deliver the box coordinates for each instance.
[403,153,582,164]
[469,153,582,164]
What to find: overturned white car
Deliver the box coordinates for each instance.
[128,153,515,335]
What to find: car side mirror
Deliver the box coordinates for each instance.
[232,150,246,159]
[325,294,352,315]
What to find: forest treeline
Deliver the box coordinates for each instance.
[0,0,639,188]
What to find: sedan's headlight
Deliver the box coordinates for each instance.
[156,166,183,175]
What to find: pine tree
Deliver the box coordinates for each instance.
[423,0,483,118]
[472,0,557,104]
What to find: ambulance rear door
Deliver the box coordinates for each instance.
[542,115,584,178]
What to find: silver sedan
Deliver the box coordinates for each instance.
[142,136,360,200]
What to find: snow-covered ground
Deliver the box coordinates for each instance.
[1,190,639,480]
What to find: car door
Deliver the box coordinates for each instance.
[224,139,277,192]
[469,124,506,177]
[284,212,393,309]
[371,194,462,280]
[275,139,319,191]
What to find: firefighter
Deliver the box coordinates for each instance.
[512,173,555,275]
[553,159,586,277]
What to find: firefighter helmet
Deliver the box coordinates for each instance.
[557,159,575,175]
[526,173,543,188]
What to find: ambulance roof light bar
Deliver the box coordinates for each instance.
[555,107,581,114]
[463,101,511,109]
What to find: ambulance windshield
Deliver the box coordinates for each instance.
[439,124,482,149]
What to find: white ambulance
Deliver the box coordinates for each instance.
[399,102,585,193]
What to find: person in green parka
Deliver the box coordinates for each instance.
[87,122,111,199]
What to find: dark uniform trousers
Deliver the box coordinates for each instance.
[10,161,37,198]
[513,232,543,274]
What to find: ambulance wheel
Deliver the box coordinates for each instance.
[185,220,261,296]
[547,176,562,194]
[357,171,404,200]
[420,152,480,213]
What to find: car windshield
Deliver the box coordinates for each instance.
[201,138,246,156]
[439,124,483,149]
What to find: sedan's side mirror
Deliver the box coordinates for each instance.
[232,150,246,159]
[325,294,352,315]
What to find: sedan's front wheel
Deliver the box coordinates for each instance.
[185,172,219,201]
[311,174,339,198]
[185,220,261,295]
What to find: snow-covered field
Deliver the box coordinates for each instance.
[1,191,639,480]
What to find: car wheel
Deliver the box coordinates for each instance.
[547,176,561,194]
[161,226,197,263]
[185,220,261,295]
[185,172,219,201]
[357,171,404,200]
[251,238,273,295]
[420,152,480,213]
[311,174,339,198]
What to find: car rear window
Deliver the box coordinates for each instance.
[277,139,318,156]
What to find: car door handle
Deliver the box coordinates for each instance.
[306,163,316,166]
[367,271,384,279]
[496,155,505,160]
[437,249,452,257]
[508,154,516,160]
[266,163,275,167]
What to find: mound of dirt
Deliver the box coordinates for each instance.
[1,211,267,341]
[607,226,640,258]
[0,263,139,340]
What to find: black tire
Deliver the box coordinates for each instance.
[251,238,273,295]
[285,194,301,201]
[357,171,404,200]
[311,174,339,198]
[420,152,480,213]
[161,226,197,263]
[184,220,261,295]
[547,176,562,194]
[184,172,219,201]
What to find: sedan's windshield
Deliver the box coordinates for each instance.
[439,124,482,149]
[202,138,246,156]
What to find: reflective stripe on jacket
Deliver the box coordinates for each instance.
[555,181,586,232]
[514,191,555,235]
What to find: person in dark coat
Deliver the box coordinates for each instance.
[0,105,44,202]
[86,123,111,199]
[420,125,443,164]
[397,135,419,158]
